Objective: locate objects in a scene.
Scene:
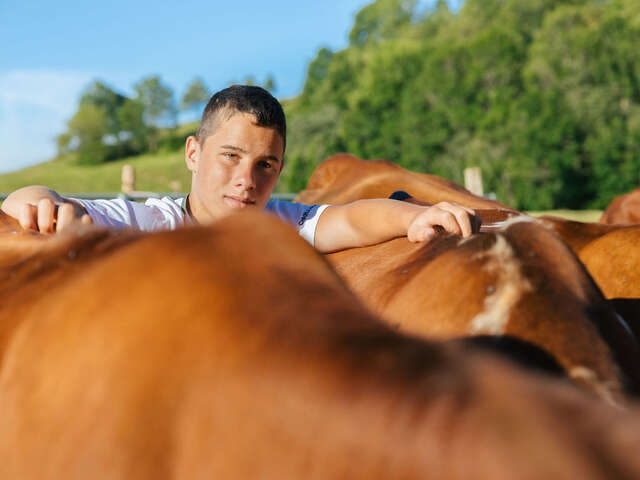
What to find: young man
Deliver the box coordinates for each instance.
[1,85,479,252]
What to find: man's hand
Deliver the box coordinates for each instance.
[1,186,92,234]
[407,202,481,242]
[18,198,93,233]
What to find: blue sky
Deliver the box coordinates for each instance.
[0,0,462,174]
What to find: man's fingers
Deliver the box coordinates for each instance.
[56,203,76,233]
[408,224,436,243]
[435,202,481,237]
[408,202,481,243]
[19,204,38,231]
[422,226,436,242]
[432,209,463,236]
[37,198,56,233]
[436,203,473,237]
[58,205,93,233]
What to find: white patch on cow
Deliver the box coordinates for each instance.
[469,234,532,335]
[487,214,539,231]
[569,366,621,408]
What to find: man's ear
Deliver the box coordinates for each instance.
[185,136,201,173]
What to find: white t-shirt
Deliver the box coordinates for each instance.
[73,196,329,246]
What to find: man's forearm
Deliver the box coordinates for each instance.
[314,199,424,253]
[314,198,478,253]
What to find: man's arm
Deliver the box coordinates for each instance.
[1,186,91,233]
[313,199,480,253]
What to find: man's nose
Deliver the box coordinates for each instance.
[234,164,256,189]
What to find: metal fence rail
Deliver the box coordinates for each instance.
[0,192,298,202]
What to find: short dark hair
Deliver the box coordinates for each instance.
[196,85,286,150]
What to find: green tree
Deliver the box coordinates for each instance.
[79,80,126,134]
[263,75,277,93]
[298,47,334,108]
[66,104,110,164]
[523,0,640,207]
[280,104,345,192]
[348,0,417,46]
[116,98,149,154]
[134,76,177,128]
[134,76,176,151]
[55,132,73,157]
[286,0,626,209]
[181,77,210,113]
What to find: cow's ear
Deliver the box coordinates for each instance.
[185,136,201,173]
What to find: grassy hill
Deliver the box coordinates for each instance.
[0,149,192,195]
[0,123,198,195]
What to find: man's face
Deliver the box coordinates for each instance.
[185,112,284,223]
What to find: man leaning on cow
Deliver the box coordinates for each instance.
[1,85,480,252]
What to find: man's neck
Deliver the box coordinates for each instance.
[182,195,198,224]
[185,192,220,225]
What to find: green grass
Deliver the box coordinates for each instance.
[527,210,603,222]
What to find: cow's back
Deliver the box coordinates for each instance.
[328,217,640,402]
[539,216,640,299]
[579,227,640,299]
[2,212,640,478]
[601,187,640,224]
[296,154,511,209]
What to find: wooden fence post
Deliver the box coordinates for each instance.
[121,165,135,194]
[464,166,484,197]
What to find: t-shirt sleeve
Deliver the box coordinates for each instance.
[265,199,329,246]
[72,197,185,231]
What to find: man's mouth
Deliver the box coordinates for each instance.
[224,195,256,209]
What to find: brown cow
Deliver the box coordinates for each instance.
[579,227,640,299]
[0,216,141,371]
[2,211,640,478]
[296,153,513,210]
[537,216,627,255]
[601,187,640,224]
[328,214,640,404]
[295,154,639,333]
[538,216,640,299]
[296,155,639,297]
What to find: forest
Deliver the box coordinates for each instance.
[283,0,640,209]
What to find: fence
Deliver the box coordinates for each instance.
[0,165,298,201]
[0,192,297,202]
[0,165,487,202]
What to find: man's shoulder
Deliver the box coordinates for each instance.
[74,196,185,231]
[265,198,314,217]
[144,196,184,213]
[264,198,329,245]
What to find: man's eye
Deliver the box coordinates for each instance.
[259,160,273,169]
[222,153,237,159]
